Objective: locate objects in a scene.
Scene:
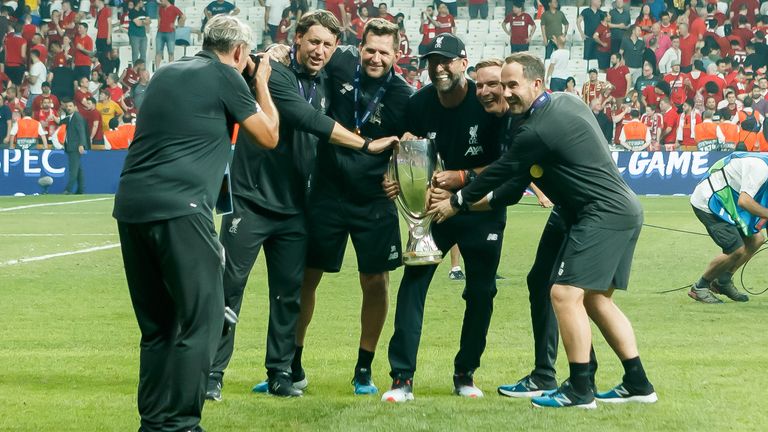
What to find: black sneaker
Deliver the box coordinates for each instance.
[268,371,303,397]
[449,269,466,280]
[205,372,222,402]
[531,379,596,409]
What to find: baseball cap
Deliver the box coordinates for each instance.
[42,81,50,87]
[422,34,467,59]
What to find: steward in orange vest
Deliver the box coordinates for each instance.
[619,110,650,151]
[717,114,740,150]
[11,108,48,149]
[694,111,724,151]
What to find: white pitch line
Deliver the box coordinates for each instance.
[0,233,116,237]
[0,243,120,266]
[0,197,112,212]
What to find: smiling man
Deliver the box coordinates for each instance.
[294,18,414,396]
[207,11,397,400]
[381,34,506,403]
[431,52,657,409]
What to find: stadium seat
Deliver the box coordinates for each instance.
[468,19,488,33]
[454,19,468,34]
[456,6,469,19]
[482,45,505,60]
[492,6,505,19]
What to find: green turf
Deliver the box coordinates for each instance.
[1,195,767,431]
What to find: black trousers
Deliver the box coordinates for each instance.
[118,213,225,432]
[65,150,84,193]
[211,198,306,375]
[388,211,505,378]
[526,209,566,384]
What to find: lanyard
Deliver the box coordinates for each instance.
[290,45,317,104]
[353,62,393,134]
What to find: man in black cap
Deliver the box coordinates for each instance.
[113,15,280,432]
[381,33,506,403]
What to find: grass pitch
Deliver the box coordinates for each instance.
[1,195,767,431]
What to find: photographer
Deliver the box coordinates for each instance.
[112,15,279,432]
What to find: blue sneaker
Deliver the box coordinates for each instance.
[497,375,557,398]
[531,380,596,409]
[251,379,268,393]
[595,383,658,404]
[352,368,379,395]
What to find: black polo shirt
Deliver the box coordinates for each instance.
[230,58,336,215]
[460,92,642,229]
[580,7,604,38]
[113,50,259,223]
[314,45,413,203]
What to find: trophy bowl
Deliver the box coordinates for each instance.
[389,139,444,266]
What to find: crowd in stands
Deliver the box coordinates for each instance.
[542,0,768,151]
[1,0,767,152]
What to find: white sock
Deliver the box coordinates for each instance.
[451,266,462,273]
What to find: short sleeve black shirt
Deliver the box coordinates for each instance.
[405,80,503,172]
[113,50,258,223]
[580,8,605,37]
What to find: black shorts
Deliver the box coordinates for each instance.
[583,38,597,60]
[553,221,642,291]
[306,194,402,274]
[693,206,745,254]
[5,65,25,85]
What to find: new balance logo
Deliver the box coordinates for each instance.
[388,245,399,260]
[552,393,572,407]
[558,261,565,276]
[486,233,498,241]
[229,217,242,234]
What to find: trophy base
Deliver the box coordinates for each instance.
[403,251,443,266]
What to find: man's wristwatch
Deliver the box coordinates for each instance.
[450,191,470,213]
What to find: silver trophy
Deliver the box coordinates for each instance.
[389,139,444,266]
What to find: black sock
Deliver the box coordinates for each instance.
[568,362,592,395]
[621,356,651,390]
[717,272,733,285]
[588,346,598,388]
[291,345,304,372]
[355,348,375,371]
[696,277,711,289]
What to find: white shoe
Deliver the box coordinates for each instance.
[293,377,308,390]
[381,378,414,403]
[455,384,484,398]
[454,372,484,398]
